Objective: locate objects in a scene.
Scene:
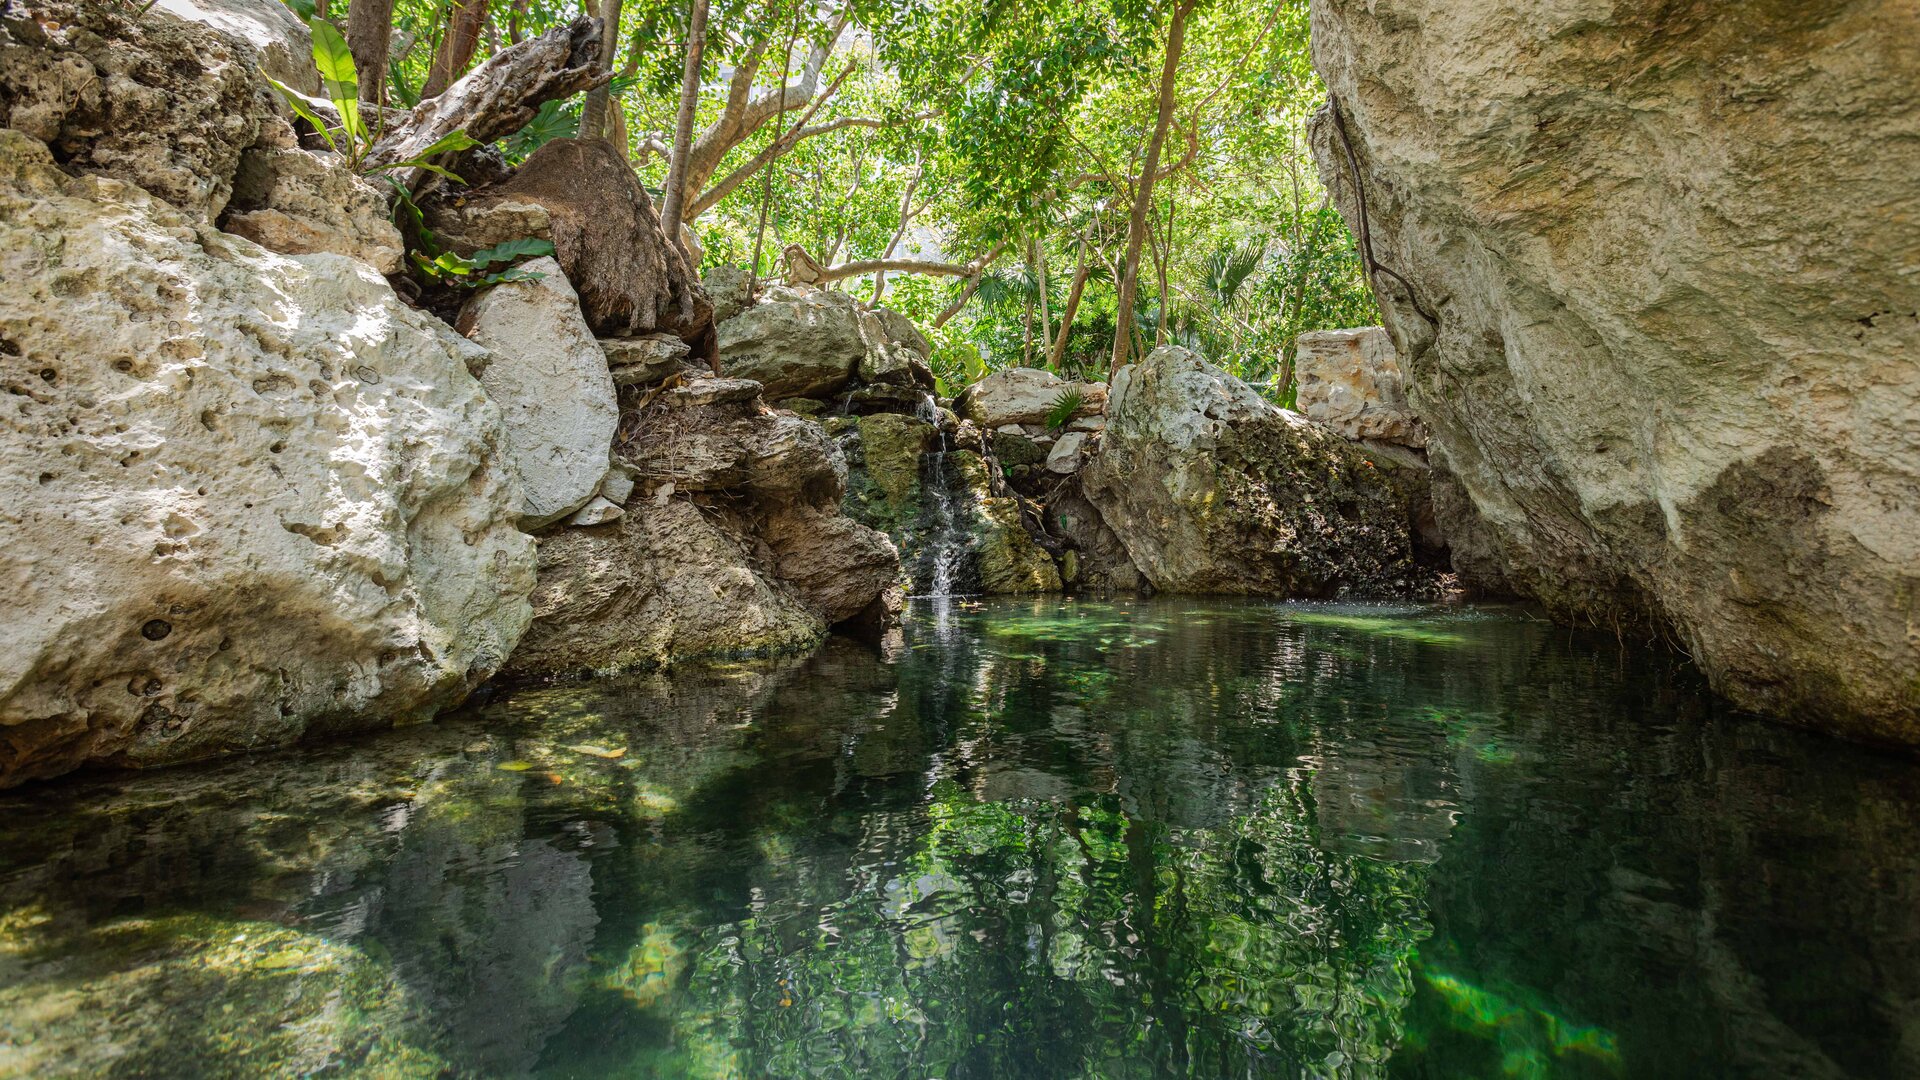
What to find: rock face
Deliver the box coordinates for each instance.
[503,377,900,678]
[457,258,619,530]
[0,0,284,220]
[954,367,1106,429]
[1294,327,1424,448]
[1310,0,1920,742]
[152,0,320,95]
[501,501,825,677]
[1082,346,1429,597]
[0,132,535,787]
[223,146,405,273]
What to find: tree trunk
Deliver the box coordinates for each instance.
[1048,235,1090,370]
[578,0,624,140]
[366,17,607,188]
[1109,0,1192,377]
[1022,289,1035,366]
[421,0,490,100]
[658,0,711,248]
[1034,233,1050,361]
[346,0,395,105]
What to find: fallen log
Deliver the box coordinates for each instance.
[365,16,606,188]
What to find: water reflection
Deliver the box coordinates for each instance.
[1,600,1916,1078]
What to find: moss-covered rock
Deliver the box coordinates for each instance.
[947,452,1063,594]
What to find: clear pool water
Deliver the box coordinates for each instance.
[1,599,1915,1078]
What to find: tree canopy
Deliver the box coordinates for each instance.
[329,0,1377,395]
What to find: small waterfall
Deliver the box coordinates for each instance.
[914,393,970,600]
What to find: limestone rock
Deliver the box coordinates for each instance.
[991,431,1048,468]
[1294,327,1425,448]
[152,0,319,95]
[955,367,1106,429]
[602,334,694,387]
[1046,431,1089,474]
[0,0,283,219]
[501,501,824,678]
[1310,0,1920,741]
[952,452,1062,594]
[507,387,898,674]
[703,263,755,323]
[719,286,865,399]
[873,307,931,358]
[223,147,404,273]
[1081,346,1427,597]
[566,496,624,526]
[1047,481,1141,592]
[761,510,903,625]
[661,376,762,409]
[457,257,618,530]
[430,139,713,347]
[0,134,535,786]
[428,198,553,257]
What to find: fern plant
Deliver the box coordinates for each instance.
[1044,387,1086,432]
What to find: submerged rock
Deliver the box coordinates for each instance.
[1294,327,1424,448]
[1311,0,1920,741]
[0,133,534,787]
[1082,346,1428,597]
[0,913,447,1077]
[457,257,619,530]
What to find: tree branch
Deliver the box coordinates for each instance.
[687,107,935,219]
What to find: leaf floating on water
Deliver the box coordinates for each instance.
[566,744,627,759]
[496,761,534,771]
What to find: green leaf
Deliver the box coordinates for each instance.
[307,18,363,147]
[266,78,336,153]
[413,129,481,158]
[469,238,556,268]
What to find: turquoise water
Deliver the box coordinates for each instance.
[1,599,1916,1078]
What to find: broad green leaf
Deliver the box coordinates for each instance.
[469,238,557,267]
[413,129,481,158]
[266,77,336,153]
[307,18,363,147]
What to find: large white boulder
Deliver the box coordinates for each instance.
[1312,0,1920,742]
[0,132,535,786]
[151,0,320,95]
[457,258,619,530]
[0,0,284,220]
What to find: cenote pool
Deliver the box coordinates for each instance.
[2,599,1917,1078]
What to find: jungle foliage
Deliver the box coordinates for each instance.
[322,0,1377,397]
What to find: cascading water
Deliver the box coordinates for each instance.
[914,393,972,600]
